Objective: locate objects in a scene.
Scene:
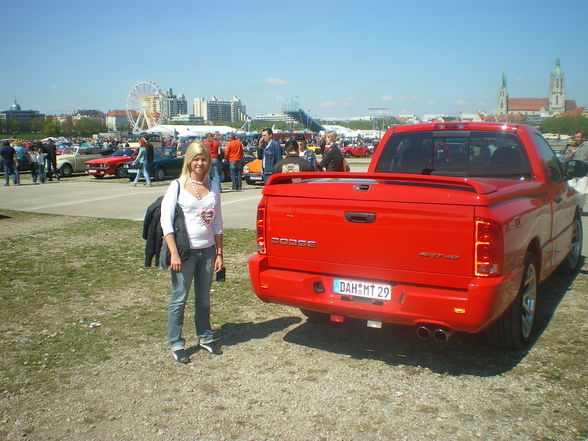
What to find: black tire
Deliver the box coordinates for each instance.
[486,252,538,349]
[300,309,330,323]
[245,177,256,186]
[60,164,73,178]
[557,215,583,275]
[115,166,127,179]
[93,175,104,179]
[154,167,166,181]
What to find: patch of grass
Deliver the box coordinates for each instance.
[0,210,257,393]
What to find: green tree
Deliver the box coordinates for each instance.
[540,116,588,136]
[43,119,62,136]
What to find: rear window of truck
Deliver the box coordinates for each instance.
[374,131,533,180]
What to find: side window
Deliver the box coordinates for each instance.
[534,134,563,182]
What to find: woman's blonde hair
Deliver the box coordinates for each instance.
[179,141,212,185]
[326,131,338,143]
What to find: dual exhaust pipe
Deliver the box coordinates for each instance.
[416,325,454,343]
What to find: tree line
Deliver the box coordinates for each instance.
[0,117,109,137]
[539,116,588,136]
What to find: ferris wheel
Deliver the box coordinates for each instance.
[126,80,164,132]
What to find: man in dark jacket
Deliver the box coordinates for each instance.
[44,139,60,181]
[273,140,315,174]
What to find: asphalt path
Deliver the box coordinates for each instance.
[1,159,586,253]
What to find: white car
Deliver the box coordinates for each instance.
[57,143,105,177]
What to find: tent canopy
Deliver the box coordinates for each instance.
[145,124,237,137]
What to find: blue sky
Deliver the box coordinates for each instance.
[2,0,587,119]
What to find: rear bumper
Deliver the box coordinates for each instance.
[249,253,523,334]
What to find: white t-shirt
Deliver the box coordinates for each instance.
[160,179,223,249]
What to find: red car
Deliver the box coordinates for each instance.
[249,122,587,349]
[341,144,371,157]
[85,147,138,178]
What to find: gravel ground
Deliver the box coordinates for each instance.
[1,268,587,441]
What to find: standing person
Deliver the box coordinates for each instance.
[36,143,47,184]
[224,134,244,191]
[28,144,40,184]
[296,135,318,170]
[1,140,18,186]
[571,131,588,164]
[160,141,224,363]
[260,128,283,183]
[273,140,315,174]
[131,138,152,187]
[320,131,345,171]
[203,133,222,187]
[44,139,60,181]
[13,141,28,184]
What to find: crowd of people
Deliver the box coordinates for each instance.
[1,138,62,185]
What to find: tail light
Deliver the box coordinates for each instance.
[475,218,503,277]
[256,197,267,254]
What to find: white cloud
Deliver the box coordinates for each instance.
[320,101,337,107]
[381,95,393,101]
[265,77,287,86]
[50,85,58,90]
[513,77,527,83]
[426,100,437,106]
[411,95,421,101]
[455,99,469,106]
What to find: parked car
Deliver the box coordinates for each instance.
[341,144,371,157]
[249,122,587,349]
[56,143,105,177]
[242,158,263,185]
[85,147,138,178]
[124,147,183,181]
[221,153,255,182]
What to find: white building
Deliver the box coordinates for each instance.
[193,96,247,123]
[161,89,188,121]
[105,110,129,131]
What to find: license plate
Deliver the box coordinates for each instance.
[250,176,262,180]
[87,170,96,173]
[334,278,392,301]
[127,169,137,173]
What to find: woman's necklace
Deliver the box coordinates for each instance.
[190,178,204,199]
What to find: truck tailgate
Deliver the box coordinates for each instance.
[263,176,478,279]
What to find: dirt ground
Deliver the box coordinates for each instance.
[0,214,586,440]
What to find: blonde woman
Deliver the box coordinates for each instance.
[319,131,345,171]
[160,141,224,363]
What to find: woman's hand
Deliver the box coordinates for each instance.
[169,252,182,271]
[214,255,224,273]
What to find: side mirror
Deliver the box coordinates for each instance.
[564,160,588,179]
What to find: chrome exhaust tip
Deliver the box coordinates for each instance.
[432,328,454,343]
[416,325,432,340]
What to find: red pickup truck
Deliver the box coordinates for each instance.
[249,123,586,349]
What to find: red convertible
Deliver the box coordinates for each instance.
[85,147,138,178]
[341,144,371,157]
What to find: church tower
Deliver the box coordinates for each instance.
[548,59,565,114]
[497,72,508,115]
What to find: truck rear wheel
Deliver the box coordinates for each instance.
[557,215,583,275]
[486,252,537,349]
[300,309,329,323]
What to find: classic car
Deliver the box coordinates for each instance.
[242,158,263,185]
[123,147,183,181]
[85,147,138,178]
[341,144,372,157]
[57,143,105,177]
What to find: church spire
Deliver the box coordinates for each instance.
[498,72,508,115]
[549,59,565,114]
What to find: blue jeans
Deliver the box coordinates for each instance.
[229,160,242,190]
[168,246,216,350]
[133,161,151,185]
[209,158,222,186]
[3,163,17,185]
[38,164,46,183]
